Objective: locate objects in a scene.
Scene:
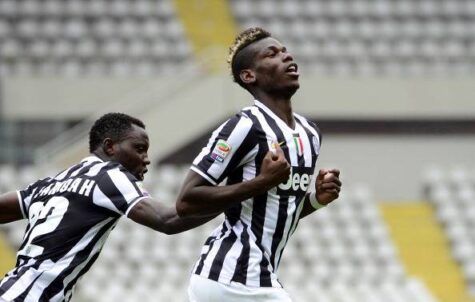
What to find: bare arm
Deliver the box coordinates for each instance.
[300,169,342,219]
[127,197,219,235]
[176,146,291,217]
[0,192,24,224]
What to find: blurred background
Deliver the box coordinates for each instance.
[0,0,474,301]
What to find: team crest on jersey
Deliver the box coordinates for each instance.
[211,139,231,163]
[293,134,303,157]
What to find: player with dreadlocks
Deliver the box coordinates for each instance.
[176,27,342,301]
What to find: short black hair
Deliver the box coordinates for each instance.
[228,27,271,89]
[89,113,145,153]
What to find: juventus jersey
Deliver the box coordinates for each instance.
[0,156,149,302]
[191,100,321,288]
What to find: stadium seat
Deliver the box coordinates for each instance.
[0,0,192,76]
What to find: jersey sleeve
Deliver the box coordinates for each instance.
[92,166,150,217]
[191,113,257,185]
[16,179,45,218]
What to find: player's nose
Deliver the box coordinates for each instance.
[282,51,294,62]
[143,154,151,166]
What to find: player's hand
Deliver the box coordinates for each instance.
[260,144,290,188]
[315,169,341,205]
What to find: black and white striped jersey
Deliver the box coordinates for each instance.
[191,100,321,288]
[0,156,149,302]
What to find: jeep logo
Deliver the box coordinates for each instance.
[278,167,314,193]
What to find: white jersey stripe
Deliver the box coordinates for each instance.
[16,191,27,218]
[190,166,218,186]
[192,122,226,166]
[107,168,141,205]
[85,162,109,177]
[217,223,244,284]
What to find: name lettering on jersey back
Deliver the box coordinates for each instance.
[277,166,314,196]
[35,178,96,199]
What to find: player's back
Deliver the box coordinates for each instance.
[0,155,143,302]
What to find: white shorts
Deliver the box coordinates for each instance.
[188,274,292,302]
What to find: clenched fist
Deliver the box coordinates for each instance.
[315,169,342,205]
[260,144,291,188]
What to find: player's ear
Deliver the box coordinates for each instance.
[240,69,256,85]
[102,138,116,157]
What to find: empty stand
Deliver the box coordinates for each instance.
[0,0,195,76]
[230,0,475,76]
[425,166,475,297]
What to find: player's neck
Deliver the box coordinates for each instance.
[92,150,112,162]
[255,92,294,128]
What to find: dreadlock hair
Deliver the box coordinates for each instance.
[228,27,271,90]
[89,112,145,153]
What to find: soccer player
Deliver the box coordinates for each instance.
[176,28,342,301]
[0,113,288,302]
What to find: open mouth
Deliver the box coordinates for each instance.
[286,63,299,76]
[139,168,148,180]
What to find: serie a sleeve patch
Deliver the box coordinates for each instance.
[210,139,232,163]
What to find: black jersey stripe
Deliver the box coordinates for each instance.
[215,129,256,185]
[194,223,229,275]
[195,114,243,175]
[270,195,290,269]
[224,165,244,226]
[95,172,129,214]
[208,230,238,281]
[230,223,250,284]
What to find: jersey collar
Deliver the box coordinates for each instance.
[81,154,104,164]
[253,99,298,132]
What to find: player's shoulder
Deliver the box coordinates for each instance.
[23,176,53,192]
[224,108,256,130]
[97,161,138,183]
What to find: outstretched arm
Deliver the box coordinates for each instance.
[127,197,218,235]
[0,192,24,224]
[300,169,342,219]
[176,146,291,217]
